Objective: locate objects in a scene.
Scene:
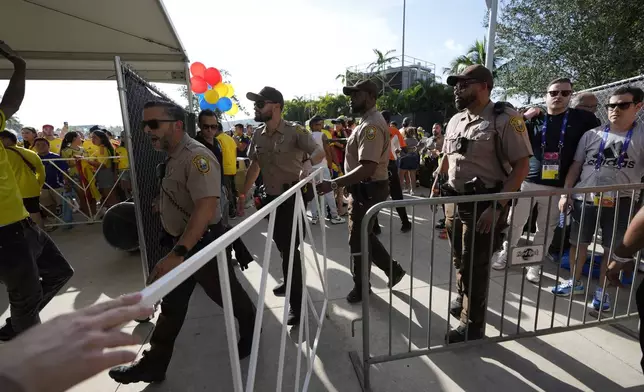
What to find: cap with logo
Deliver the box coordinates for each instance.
[342,80,379,97]
[246,86,285,106]
[446,64,494,90]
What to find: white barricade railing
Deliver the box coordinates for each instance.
[38,155,127,227]
[141,167,329,392]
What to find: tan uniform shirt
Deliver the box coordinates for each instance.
[344,106,390,181]
[442,101,533,192]
[160,133,222,237]
[249,119,318,195]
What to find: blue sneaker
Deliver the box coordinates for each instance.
[592,288,611,311]
[552,279,584,296]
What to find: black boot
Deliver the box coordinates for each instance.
[449,296,463,318]
[346,287,373,303]
[387,265,406,289]
[0,318,16,342]
[287,308,300,326]
[273,282,286,296]
[108,351,167,384]
[446,324,484,344]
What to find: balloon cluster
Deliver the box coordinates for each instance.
[190,62,239,116]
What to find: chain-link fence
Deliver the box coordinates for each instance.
[577,74,644,124]
[115,58,193,277]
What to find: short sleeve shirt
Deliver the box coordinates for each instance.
[0,109,29,225]
[442,101,533,192]
[248,120,318,195]
[160,133,222,236]
[572,122,644,200]
[344,107,390,181]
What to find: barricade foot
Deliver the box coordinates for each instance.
[349,350,371,392]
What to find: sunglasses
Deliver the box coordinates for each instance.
[254,101,275,109]
[605,102,634,110]
[455,79,483,89]
[547,90,572,97]
[141,119,176,130]
[200,124,218,130]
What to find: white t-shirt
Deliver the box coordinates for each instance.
[311,132,327,169]
[572,122,644,200]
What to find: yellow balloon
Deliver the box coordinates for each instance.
[225,84,235,98]
[214,83,228,98]
[227,103,239,116]
[204,89,220,104]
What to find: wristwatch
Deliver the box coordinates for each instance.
[172,245,189,257]
[330,181,338,191]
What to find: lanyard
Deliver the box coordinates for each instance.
[595,122,636,171]
[541,110,568,158]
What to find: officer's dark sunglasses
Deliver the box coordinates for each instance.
[254,101,276,109]
[141,119,176,130]
[454,79,483,89]
[547,90,572,97]
[605,102,635,110]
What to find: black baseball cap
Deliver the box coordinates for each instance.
[446,64,494,90]
[343,80,379,97]
[309,115,325,123]
[246,86,284,106]
[331,116,347,124]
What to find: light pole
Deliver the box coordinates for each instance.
[485,0,498,71]
[401,0,407,89]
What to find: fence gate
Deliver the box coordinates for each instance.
[577,74,644,124]
[114,56,195,280]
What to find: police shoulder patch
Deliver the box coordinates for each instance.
[364,126,377,141]
[510,116,527,134]
[296,124,310,135]
[192,155,211,174]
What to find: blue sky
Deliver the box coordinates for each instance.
[1,0,489,129]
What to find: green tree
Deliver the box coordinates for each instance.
[369,49,398,74]
[283,94,351,123]
[6,115,23,131]
[443,38,504,76]
[376,79,457,120]
[496,0,644,102]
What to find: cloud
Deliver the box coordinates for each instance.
[444,39,464,53]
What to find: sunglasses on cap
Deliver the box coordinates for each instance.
[254,101,276,109]
[141,119,177,130]
[547,90,572,97]
[605,102,635,110]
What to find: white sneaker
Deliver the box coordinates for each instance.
[330,216,346,225]
[526,266,541,283]
[311,216,319,225]
[409,189,415,196]
[492,241,508,270]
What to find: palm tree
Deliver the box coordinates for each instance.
[442,38,504,76]
[335,73,346,85]
[369,49,398,74]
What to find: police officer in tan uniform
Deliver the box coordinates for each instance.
[318,80,406,303]
[109,101,256,384]
[433,65,532,343]
[240,87,324,325]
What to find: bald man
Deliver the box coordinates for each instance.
[571,92,598,114]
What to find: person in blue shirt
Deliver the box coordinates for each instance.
[34,137,69,227]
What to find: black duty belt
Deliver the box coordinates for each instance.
[0,218,33,233]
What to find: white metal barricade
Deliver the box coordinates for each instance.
[141,167,330,392]
[39,155,126,227]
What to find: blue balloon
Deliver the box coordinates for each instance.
[217,97,233,112]
[200,100,217,110]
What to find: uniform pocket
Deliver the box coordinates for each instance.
[443,137,459,154]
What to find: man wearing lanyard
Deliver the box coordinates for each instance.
[556,86,644,311]
[491,78,600,285]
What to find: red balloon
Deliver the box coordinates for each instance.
[204,68,222,87]
[190,76,208,94]
[190,62,206,78]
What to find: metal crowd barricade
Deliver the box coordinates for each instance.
[38,155,126,227]
[350,183,644,392]
[140,168,330,392]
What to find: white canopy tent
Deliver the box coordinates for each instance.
[0,0,189,83]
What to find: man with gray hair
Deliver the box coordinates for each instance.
[571,92,599,114]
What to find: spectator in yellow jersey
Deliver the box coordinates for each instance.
[115,138,131,199]
[216,122,239,219]
[20,126,37,150]
[1,130,46,227]
[0,40,74,343]
[61,131,97,217]
[42,124,62,154]
[88,130,118,211]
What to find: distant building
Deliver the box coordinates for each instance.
[345,55,436,93]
